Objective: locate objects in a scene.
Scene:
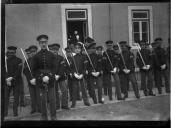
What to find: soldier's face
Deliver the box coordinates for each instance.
[30,50,37,56]
[53,49,59,55]
[106,44,113,50]
[96,49,103,55]
[39,38,48,49]
[7,50,16,57]
[75,46,81,53]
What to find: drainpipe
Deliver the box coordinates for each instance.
[109,3,111,40]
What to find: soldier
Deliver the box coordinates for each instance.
[136,41,155,96]
[31,34,60,120]
[51,43,70,110]
[23,45,41,114]
[70,42,90,108]
[103,41,124,101]
[118,41,140,99]
[4,46,22,117]
[86,43,104,104]
[151,38,170,94]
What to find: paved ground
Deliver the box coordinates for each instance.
[3,87,170,121]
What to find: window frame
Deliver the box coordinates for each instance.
[128,6,153,49]
[66,9,87,20]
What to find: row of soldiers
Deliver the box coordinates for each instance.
[4,35,170,120]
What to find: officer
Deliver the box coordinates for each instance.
[151,38,170,94]
[118,41,140,99]
[51,43,70,110]
[86,43,104,104]
[4,46,22,117]
[136,41,155,96]
[23,45,41,114]
[64,47,73,102]
[70,42,90,108]
[31,34,60,120]
[103,41,124,101]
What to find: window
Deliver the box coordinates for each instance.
[128,6,153,49]
[66,9,87,20]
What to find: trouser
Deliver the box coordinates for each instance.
[119,72,140,97]
[28,83,41,112]
[103,75,108,96]
[103,74,113,100]
[68,77,73,101]
[89,76,103,103]
[71,78,89,106]
[55,80,69,109]
[40,84,56,120]
[140,70,154,94]
[112,73,123,99]
[4,82,20,116]
[19,80,25,106]
[154,69,170,94]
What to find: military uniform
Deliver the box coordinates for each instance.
[4,46,22,117]
[103,41,124,100]
[151,41,170,94]
[31,35,57,120]
[23,47,41,114]
[70,43,90,108]
[136,42,155,96]
[86,43,104,104]
[118,41,140,99]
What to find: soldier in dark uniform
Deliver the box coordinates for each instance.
[31,34,60,120]
[118,41,140,99]
[86,43,104,104]
[103,41,124,101]
[64,47,73,102]
[4,46,22,117]
[51,43,70,110]
[151,38,170,94]
[23,45,41,114]
[136,41,155,96]
[70,42,90,108]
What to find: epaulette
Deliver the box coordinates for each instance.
[84,60,89,63]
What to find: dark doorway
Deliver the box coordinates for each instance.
[67,20,88,44]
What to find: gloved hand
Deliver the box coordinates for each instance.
[78,74,83,79]
[146,65,150,70]
[69,73,73,77]
[6,81,12,86]
[6,77,13,82]
[86,70,88,75]
[92,72,97,77]
[161,64,166,70]
[42,76,49,83]
[30,78,36,85]
[55,75,60,81]
[74,72,80,79]
[123,69,130,74]
[142,66,147,70]
[111,67,117,74]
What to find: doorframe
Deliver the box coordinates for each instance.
[61,4,93,48]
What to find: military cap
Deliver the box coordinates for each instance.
[25,48,30,53]
[7,46,17,51]
[52,43,60,49]
[74,42,82,48]
[105,40,113,45]
[139,40,146,46]
[119,41,127,45]
[154,37,162,42]
[96,46,103,50]
[29,45,38,51]
[36,34,48,41]
[85,37,95,43]
[48,44,53,50]
[87,42,96,49]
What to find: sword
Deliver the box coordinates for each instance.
[104,50,114,69]
[77,42,96,72]
[20,48,33,78]
[5,56,8,73]
[135,43,146,67]
[62,49,70,67]
[117,42,127,69]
